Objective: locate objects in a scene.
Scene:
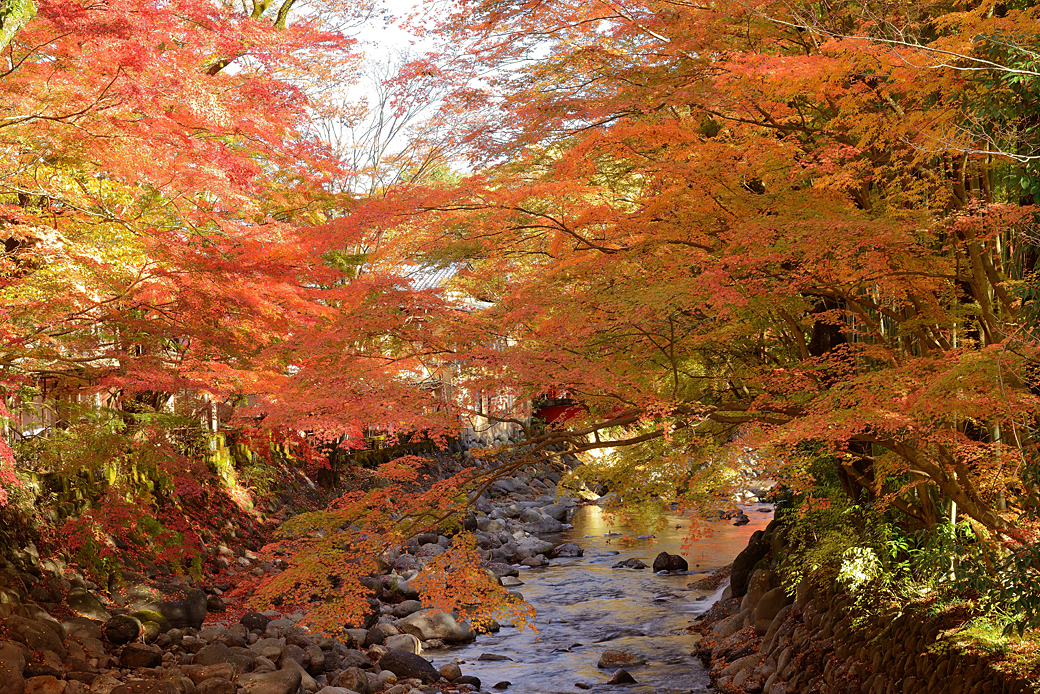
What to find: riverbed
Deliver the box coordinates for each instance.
[430,503,774,693]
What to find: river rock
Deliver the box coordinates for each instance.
[183,662,236,684]
[280,658,318,693]
[741,569,777,612]
[612,558,646,570]
[440,662,462,681]
[25,675,66,694]
[384,634,421,654]
[398,609,475,642]
[542,504,571,521]
[119,643,163,668]
[378,650,441,684]
[237,669,303,694]
[64,589,110,622]
[597,649,646,669]
[195,642,234,666]
[455,675,481,688]
[607,669,637,684]
[4,617,66,659]
[363,623,398,647]
[487,562,519,578]
[110,682,180,694]
[554,543,583,557]
[281,644,306,666]
[195,678,236,694]
[519,508,544,523]
[332,667,370,694]
[63,618,102,641]
[0,640,26,694]
[392,600,423,619]
[240,612,272,633]
[754,587,791,634]
[652,552,688,572]
[522,518,564,534]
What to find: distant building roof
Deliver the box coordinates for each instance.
[400,262,469,291]
[398,262,492,310]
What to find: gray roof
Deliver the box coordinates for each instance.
[397,262,493,311]
[400,262,468,291]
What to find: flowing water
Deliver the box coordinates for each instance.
[430,503,774,693]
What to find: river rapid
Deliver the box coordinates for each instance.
[430,503,774,693]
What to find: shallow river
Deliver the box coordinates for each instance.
[430,503,774,693]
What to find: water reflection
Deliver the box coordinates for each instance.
[431,504,773,693]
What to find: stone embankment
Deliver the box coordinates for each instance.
[693,524,1038,694]
[0,457,585,694]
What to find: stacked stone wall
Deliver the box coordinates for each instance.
[694,535,1037,694]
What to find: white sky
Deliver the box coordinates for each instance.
[360,0,431,63]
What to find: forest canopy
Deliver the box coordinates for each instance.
[4,0,1040,630]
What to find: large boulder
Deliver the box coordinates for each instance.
[195,678,237,694]
[519,508,543,523]
[130,610,171,634]
[63,618,103,641]
[3,617,65,659]
[65,589,110,622]
[195,642,234,666]
[384,634,422,655]
[119,643,163,668]
[237,669,303,694]
[542,504,572,521]
[652,552,688,573]
[514,536,555,558]
[0,640,26,694]
[378,651,441,684]
[397,609,475,643]
[182,663,236,685]
[331,667,370,694]
[741,569,777,610]
[240,612,272,633]
[391,600,423,619]
[103,615,142,646]
[730,533,771,598]
[28,675,69,694]
[522,518,564,534]
[753,587,792,635]
[116,582,207,629]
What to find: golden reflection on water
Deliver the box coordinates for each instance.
[436,503,774,693]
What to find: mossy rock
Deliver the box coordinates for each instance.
[140,620,163,643]
[130,610,171,633]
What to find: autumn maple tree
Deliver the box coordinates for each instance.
[7,0,1040,632]
[352,0,1040,553]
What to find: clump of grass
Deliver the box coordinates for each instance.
[945,615,1040,679]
